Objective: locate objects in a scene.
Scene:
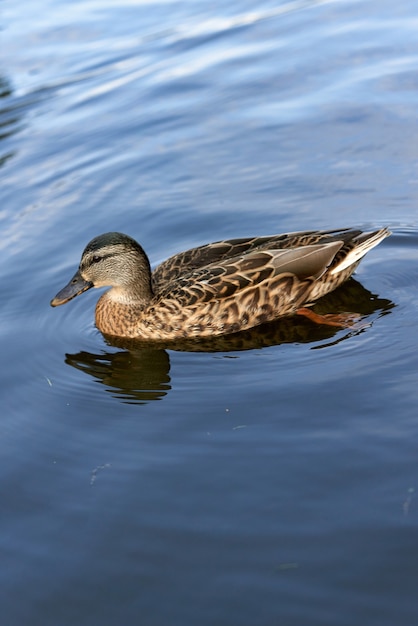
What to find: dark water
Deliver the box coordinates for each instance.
[2,1,418,624]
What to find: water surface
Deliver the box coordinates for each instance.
[1,1,418,624]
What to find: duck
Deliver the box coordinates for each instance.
[50,227,390,340]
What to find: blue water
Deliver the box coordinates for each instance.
[1,1,418,624]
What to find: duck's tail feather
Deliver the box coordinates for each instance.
[330,227,391,275]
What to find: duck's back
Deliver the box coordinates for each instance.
[151,228,363,293]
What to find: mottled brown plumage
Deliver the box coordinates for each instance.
[50,227,390,339]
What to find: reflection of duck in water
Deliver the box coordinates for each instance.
[51,228,390,340]
[66,348,171,404]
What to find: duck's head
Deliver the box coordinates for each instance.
[50,232,153,307]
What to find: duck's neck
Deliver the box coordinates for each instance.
[106,253,154,306]
[105,279,153,307]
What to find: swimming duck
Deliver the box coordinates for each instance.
[50,227,390,340]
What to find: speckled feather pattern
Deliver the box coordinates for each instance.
[51,228,390,339]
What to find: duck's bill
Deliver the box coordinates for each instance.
[50,270,93,307]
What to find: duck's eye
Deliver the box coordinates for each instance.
[92,255,102,264]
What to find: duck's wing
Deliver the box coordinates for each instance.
[152,235,281,291]
[156,241,343,308]
[151,228,356,291]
